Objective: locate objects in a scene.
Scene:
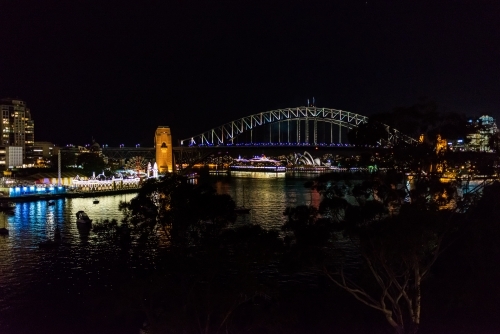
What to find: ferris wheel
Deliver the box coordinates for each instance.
[125,156,148,173]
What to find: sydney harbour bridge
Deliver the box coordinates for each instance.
[179,106,416,147]
[103,106,417,172]
[171,106,416,169]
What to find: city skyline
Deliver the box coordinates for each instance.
[1,1,498,146]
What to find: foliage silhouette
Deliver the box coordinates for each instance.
[115,175,285,333]
[92,171,498,333]
[282,171,464,334]
[77,152,106,174]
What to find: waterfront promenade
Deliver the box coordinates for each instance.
[0,187,140,203]
[0,173,143,203]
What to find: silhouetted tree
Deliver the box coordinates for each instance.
[349,100,467,149]
[488,131,500,154]
[116,175,284,333]
[283,172,463,334]
[347,119,389,146]
[77,152,105,174]
[120,174,236,245]
[49,151,78,169]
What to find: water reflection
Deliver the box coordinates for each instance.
[214,176,314,229]
[0,178,314,255]
[0,178,316,332]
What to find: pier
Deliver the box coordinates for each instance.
[0,186,140,203]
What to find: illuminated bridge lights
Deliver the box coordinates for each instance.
[180,106,417,147]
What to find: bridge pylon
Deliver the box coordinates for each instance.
[155,126,173,173]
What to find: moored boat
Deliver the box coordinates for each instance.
[231,155,285,170]
[230,155,286,177]
[0,201,15,211]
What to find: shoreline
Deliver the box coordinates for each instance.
[0,188,140,203]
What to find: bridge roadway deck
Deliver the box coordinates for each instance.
[100,145,386,157]
[173,144,388,156]
[102,147,155,160]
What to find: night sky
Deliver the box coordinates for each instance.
[1,1,498,146]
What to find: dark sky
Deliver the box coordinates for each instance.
[1,1,499,146]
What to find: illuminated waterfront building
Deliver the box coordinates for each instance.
[6,146,23,168]
[0,98,35,165]
[0,146,22,168]
[33,141,55,164]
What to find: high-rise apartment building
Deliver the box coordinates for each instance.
[0,98,35,165]
[466,115,498,152]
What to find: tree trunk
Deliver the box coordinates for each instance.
[386,314,404,334]
[413,268,422,332]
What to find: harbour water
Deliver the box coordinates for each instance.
[0,175,315,333]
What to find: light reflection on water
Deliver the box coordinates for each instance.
[215,176,315,229]
[0,177,315,332]
[0,194,135,330]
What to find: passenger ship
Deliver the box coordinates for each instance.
[229,155,286,178]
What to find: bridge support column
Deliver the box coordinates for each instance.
[330,123,333,144]
[314,119,317,144]
[297,119,300,143]
[305,117,309,144]
[288,119,290,143]
[155,126,173,173]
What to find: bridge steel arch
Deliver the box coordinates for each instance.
[180,107,417,147]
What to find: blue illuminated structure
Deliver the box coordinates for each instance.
[8,185,66,198]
